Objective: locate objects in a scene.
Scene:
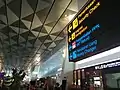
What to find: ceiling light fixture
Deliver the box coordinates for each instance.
[65,14,68,17]
[57,68,62,72]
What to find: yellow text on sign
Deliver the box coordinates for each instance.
[72,18,78,30]
[72,32,76,40]
[68,24,72,33]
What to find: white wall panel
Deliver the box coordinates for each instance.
[76,46,120,69]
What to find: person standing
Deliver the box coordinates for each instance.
[61,77,67,90]
[54,83,60,90]
[29,80,36,90]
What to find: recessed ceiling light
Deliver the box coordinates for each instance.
[65,14,67,17]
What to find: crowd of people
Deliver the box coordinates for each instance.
[0,75,68,90]
[22,76,67,90]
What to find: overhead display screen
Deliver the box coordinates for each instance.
[68,0,120,62]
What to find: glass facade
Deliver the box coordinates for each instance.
[38,46,65,77]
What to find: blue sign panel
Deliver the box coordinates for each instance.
[68,0,120,62]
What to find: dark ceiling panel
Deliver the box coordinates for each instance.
[22,13,34,22]
[43,41,52,49]
[29,31,36,37]
[47,35,52,40]
[57,31,65,37]
[4,38,9,42]
[0,6,6,15]
[0,20,6,25]
[36,7,50,23]
[10,29,17,34]
[51,32,60,36]
[54,39,63,45]
[38,36,47,42]
[0,26,9,36]
[32,26,42,32]
[43,0,54,4]
[29,39,36,44]
[11,20,28,29]
[27,0,38,11]
[40,27,48,34]
[7,0,21,17]
[20,31,29,39]
[45,21,56,27]
[20,20,29,29]
[11,35,18,41]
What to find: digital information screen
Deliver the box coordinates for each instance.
[68,0,120,62]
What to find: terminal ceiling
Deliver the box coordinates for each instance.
[0,0,87,70]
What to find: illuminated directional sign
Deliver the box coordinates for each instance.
[68,0,120,62]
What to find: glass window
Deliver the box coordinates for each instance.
[106,73,120,89]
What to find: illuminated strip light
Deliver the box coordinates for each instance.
[57,68,62,72]
[76,46,120,65]
[95,61,120,70]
